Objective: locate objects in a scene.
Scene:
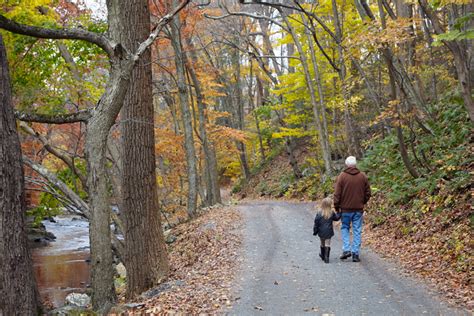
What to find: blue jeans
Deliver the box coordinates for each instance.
[341,212,363,255]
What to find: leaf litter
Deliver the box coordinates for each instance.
[118,206,242,315]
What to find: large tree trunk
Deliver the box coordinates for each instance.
[86,119,117,312]
[116,0,169,298]
[452,46,474,121]
[85,11,138,311]
[170,5,198,217]
[0,34,40,316]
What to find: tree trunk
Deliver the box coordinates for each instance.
[115,0,169,298]
[305,23,333,175]
[360,0,433,133]
[85,7,135,309]
[417,0,474,121]
[255,78,266,160]
[331,0,363,158]
[0,33,40,316]
[232,46,250,180]
[280,10,333,175]
[396,124,420,178]
[386,49,421,179]
[185,39,221,205]
[170,6,198,217]
[452,47,474,121]
[85,119,117,312]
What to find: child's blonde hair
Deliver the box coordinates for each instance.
[319,197,333,219]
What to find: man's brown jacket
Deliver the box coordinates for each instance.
[334,167,371,212]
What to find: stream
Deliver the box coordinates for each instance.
[32,216,91,308]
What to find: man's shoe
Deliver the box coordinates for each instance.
[352,253,360,262]
[319,247,325,261]
[340,251,351,260]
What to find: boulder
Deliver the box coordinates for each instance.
[26,221,56,248]
[116,262,127,278]
[199,221,217,232]
[65,293,91,308]
[164,229,177,244]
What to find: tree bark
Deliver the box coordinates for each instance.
[169,4,198,217]
[0,33,40,316]
[114,0,170,298]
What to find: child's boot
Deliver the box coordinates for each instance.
[324,247,331,263]
[319,247,325,261]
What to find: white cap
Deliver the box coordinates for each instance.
[345,156,357,167]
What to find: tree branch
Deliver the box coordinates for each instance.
[133,0,191,61]
[0,15,115,57]
[19,122,88,190]
[205,11,289,32]
[23,156,90,218]
[14,109,91,124]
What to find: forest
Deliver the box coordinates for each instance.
[0,0,472,314]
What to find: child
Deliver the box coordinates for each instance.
[313,197,341,263]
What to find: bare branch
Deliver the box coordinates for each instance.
[204,10,289,32]
[14,109,91,124]
[23,156,90,219]
[20,122,88,190]
[292,1,338,42]
[133,0,191,61]
[235,0,338,41]
[0,14,115,57]
[382,0,397,20]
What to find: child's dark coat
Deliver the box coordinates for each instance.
[313,212,341,239]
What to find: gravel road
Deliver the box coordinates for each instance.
[230,200,467,316]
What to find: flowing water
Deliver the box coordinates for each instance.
[32,216,90,308]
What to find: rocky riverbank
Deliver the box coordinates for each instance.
[27,217,56,248]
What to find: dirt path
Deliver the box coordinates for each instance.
[230,200,467,315]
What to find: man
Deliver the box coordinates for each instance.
[334,156,371,262]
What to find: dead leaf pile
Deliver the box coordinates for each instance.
[364,195,473,311]
[124,206,242,315]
